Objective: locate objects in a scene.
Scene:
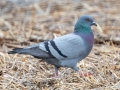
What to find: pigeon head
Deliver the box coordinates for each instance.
[74,15,97,32]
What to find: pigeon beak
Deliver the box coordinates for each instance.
[92,22,97,26]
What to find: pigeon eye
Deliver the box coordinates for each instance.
[86,18,90,21]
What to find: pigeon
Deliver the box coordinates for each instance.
[8,15,97,76]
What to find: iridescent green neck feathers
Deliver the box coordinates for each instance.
[74,24,92,34]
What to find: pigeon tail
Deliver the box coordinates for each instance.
[8,48,24,54]
[8,46,55,59]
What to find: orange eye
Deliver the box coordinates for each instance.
[86,18,90,21]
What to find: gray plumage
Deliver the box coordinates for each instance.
[8,15,97,76]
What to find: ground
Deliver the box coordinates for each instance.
[0,0,120,90]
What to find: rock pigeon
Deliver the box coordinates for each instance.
[8,15,97,76]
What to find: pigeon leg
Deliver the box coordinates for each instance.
[71,66,93,77]
[54,66,59,76]
[78,70,93,77]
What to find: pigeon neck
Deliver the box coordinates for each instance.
[74,25,94,45]
[74,25,91,33]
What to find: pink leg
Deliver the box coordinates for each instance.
[54,66,59,76]
[78,70,93,77]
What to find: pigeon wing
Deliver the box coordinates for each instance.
[39,33,84,60]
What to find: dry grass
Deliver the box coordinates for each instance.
[0,0,120,90]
